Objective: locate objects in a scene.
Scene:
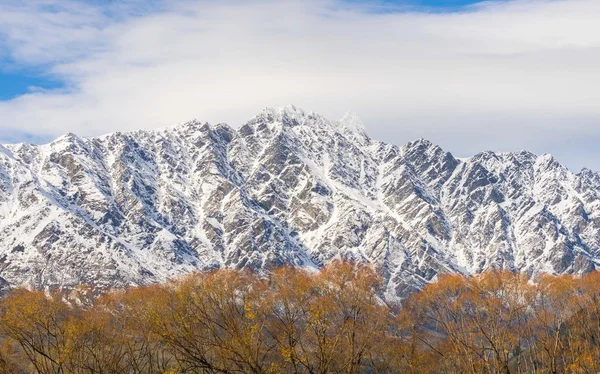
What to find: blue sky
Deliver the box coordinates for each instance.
[356,0,486,8]
[0,70,63,101]
[409,0,482,4]
[1,0,600,171]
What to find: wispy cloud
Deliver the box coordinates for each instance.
[0,0,599,170]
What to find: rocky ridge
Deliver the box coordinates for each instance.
[1,106,599,301]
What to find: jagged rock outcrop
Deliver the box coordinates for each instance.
[1,106,599,301]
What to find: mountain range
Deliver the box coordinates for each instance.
[1,105,599,301]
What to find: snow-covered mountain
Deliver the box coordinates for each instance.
[1,106,599,300]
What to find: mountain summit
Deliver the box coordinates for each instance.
[1,107,599,300]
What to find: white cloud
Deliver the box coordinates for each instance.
[0,0,599,170]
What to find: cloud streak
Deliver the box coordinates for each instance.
[0,0,599,170]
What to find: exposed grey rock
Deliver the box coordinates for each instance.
[1,105,599,301]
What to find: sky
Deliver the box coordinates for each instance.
[0,0,599,171]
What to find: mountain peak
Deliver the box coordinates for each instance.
[247,105,312,128]
[535,153,564,171]
[48,132,88,152]
[338,112,365,133]
[53,132,81,142]
[401,138,440,156]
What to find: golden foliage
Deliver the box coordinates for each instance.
[1,265,600,373]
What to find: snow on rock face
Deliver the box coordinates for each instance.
[1,106,599,301]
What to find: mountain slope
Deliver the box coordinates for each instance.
[1,106,599,300]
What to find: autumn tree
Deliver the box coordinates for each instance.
[1,264,600,373]
[263,266,317,373]
[0,290,74,374]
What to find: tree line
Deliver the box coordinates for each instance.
[1,262,600,373]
